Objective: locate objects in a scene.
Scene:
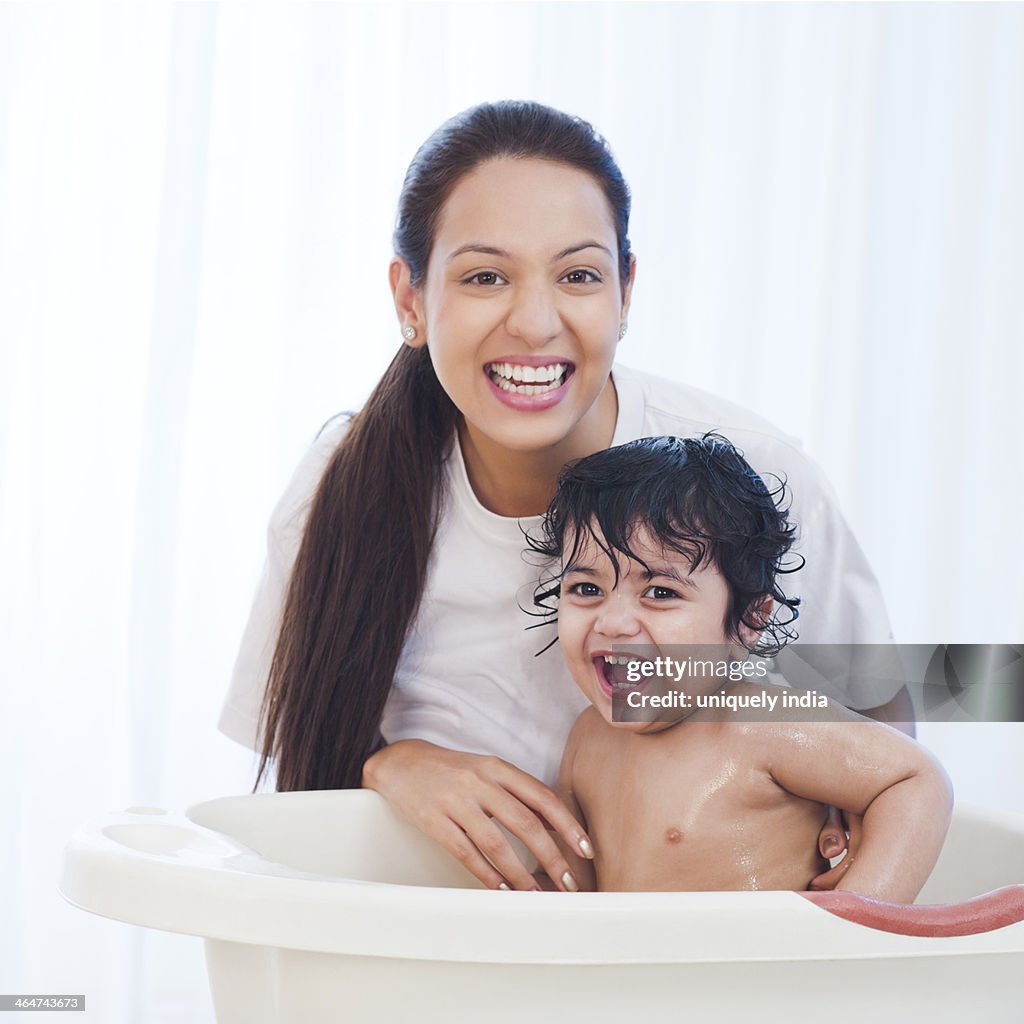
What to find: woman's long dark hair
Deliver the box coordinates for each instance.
[255,100,633,791]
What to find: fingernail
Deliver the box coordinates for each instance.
[498,882,511,891]
[578,837,594,859]
[823,840,840,857]
[562,871,579,892]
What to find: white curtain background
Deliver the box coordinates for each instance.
[2,2,1022,1019]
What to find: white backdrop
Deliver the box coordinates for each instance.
[2,3,1022,1020]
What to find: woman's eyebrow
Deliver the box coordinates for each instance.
[553,241,613,261]
[445,244,511,263]
[445,241,613,264]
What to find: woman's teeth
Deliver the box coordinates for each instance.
[487,362,569,395]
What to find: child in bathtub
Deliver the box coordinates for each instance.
[529,434,952,901]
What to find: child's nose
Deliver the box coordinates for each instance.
[593,595,641,637]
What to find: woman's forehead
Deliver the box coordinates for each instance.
[433,157,618,261]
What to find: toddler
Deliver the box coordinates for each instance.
[530,435,952,901]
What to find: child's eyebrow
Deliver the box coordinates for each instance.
[562,562,599,576]
[640,565,698,589]
[561,561,698,589]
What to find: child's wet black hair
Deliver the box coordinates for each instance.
[527,433,803,657]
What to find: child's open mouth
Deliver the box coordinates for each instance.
[594,654,654,701]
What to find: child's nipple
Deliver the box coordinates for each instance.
[664,826,684,844]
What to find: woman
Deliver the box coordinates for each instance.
[219,100,911,893]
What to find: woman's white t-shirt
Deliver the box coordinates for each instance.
[218,364,895,788]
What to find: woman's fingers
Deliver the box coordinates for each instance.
[817,805,849,861]
[478,788,581,892]
[844,811,864,861]
[458,812,544,891]
[432,817,515,891]
[809,809,864,891]
[363,741,591,892]
[807,853,855,891]
[494,760,594,863]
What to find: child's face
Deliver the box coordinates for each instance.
[557,525,746,731]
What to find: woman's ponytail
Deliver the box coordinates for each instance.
[255,345,456,790]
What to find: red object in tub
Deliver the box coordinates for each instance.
[800,886,1024,937]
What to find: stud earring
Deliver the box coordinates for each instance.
[402,326,417,341]
[618,323,627,340]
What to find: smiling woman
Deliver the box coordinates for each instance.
[218,100,909,898]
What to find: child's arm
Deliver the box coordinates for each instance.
[533,715,597,892]
[761,704,953,903]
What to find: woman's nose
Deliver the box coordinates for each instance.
[505,285,561,348]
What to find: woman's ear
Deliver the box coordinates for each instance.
[389,257,427,348]
[618,253,638,329]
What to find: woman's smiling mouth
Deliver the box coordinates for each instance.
[484,358,575,409]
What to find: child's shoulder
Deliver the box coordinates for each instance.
[712,683,870,753]
[568,705,608,744]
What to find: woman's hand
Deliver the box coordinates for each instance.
[809,807,863,891]
[362,739,594,892]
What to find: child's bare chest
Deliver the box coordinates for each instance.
[573,723,826,891]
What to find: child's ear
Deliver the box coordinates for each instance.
[733,595,775,655]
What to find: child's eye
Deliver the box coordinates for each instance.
[560,269,601,285]
[643,585,681,600]
[462,270,508,287]
[565,581,603,598]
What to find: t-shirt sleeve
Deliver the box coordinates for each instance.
[768,445,899,710]
[217,415,352,752]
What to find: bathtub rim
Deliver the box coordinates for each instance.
[58,792,1024,966]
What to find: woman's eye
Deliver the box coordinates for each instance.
[643,585,680,600]
[561,269,600,285]
[463,271,507,286]
[565,581,602,598]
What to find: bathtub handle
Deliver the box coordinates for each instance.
[799,885,1024,937]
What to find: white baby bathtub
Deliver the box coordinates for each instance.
[60,791,1024,1024]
